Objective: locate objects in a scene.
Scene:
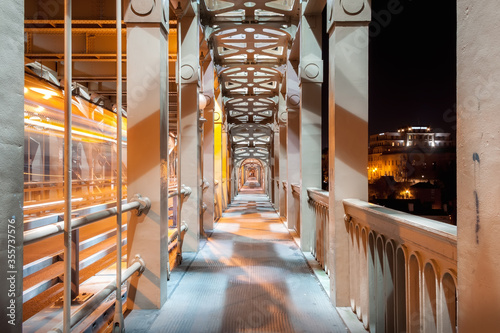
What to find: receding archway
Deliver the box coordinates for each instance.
[238,158,266,193]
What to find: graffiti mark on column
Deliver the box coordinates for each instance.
[474,190,480,244]
[473,152,480,244]
[472,152,480,163]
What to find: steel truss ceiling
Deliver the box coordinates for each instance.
[201,0,298,165]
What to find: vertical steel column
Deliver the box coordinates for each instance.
[286,58,301,232]
[113,0,124,329]
[214,100,223,219]
[201,52,215,231]
[457,0,500,330]
[0,0,24,329]
[176,18,182,260]
[124,0,169,308]
[63,0,73,331]
[326,0,370,306]
[299,9,323,251]
[278,91,288,221]
[273,124,280,208]
[179,4,201,251]
[71,229,79,299]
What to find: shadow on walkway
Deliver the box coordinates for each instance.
[125,193,347,332]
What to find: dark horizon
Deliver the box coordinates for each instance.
[368,0,457,135]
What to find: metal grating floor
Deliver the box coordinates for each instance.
[125,193,348,333]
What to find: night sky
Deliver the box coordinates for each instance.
[368,0,457,135]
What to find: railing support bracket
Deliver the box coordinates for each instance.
[132,255,146,275]
[131,194,151,216]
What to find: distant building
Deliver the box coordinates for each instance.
[368,126,455,183]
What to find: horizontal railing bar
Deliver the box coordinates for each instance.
[23,255,63,278]
[24,200,126,231]
[79,225,127,251]
[23,226,127,278]
[23,241,128,302]
[49,258,145,333]
[168,187,192,199]
[24,199,148,245]
[79,239,127,271]
[23,276,62,303]
[80,224,127,251]
[24,179,123,186]
[168,223,188,246]
[168,224,188,252]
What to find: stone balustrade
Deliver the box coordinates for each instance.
[307,188,330,275]
[290,183,301,235]
[343,199,457,333]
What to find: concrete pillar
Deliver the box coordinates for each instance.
[457,1,500,330]
[125,0,170,309]
[286,59,301,231]
[221,126,229,209]
[179,6,200,252]
[214,100,223,219]
[279,91,288,221]
[231,152,236,201]
[326,0,370,306]
[299,12,323,251]
[228,150,234,201]
[0,0,24,330]
[273,124,280,208]
[232,156,237,199]
[202,54,215,231]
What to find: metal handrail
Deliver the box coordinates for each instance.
[24,201,127,231]
[48,256,146,333]
[168,186,192,199]
[23,196,151,245]
[168,223,189,247]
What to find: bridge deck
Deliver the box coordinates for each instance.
[125,185,348,332]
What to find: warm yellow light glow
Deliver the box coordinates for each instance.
[30,87,59,100]
[24,197,83,210]
[24,118,118,143]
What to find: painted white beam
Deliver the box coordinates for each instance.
[0,0,24,328]
[457,0,500,330]
[125,0,170,309]
[179,5,201,252]
[327,0,370,307]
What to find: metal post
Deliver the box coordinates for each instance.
[176,16,182,262]
[71,229,79,299]
[113,0,124,330]
[173,195,178,227]
[63,0,73,331]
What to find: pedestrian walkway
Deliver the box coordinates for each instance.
[125,183,348,332]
